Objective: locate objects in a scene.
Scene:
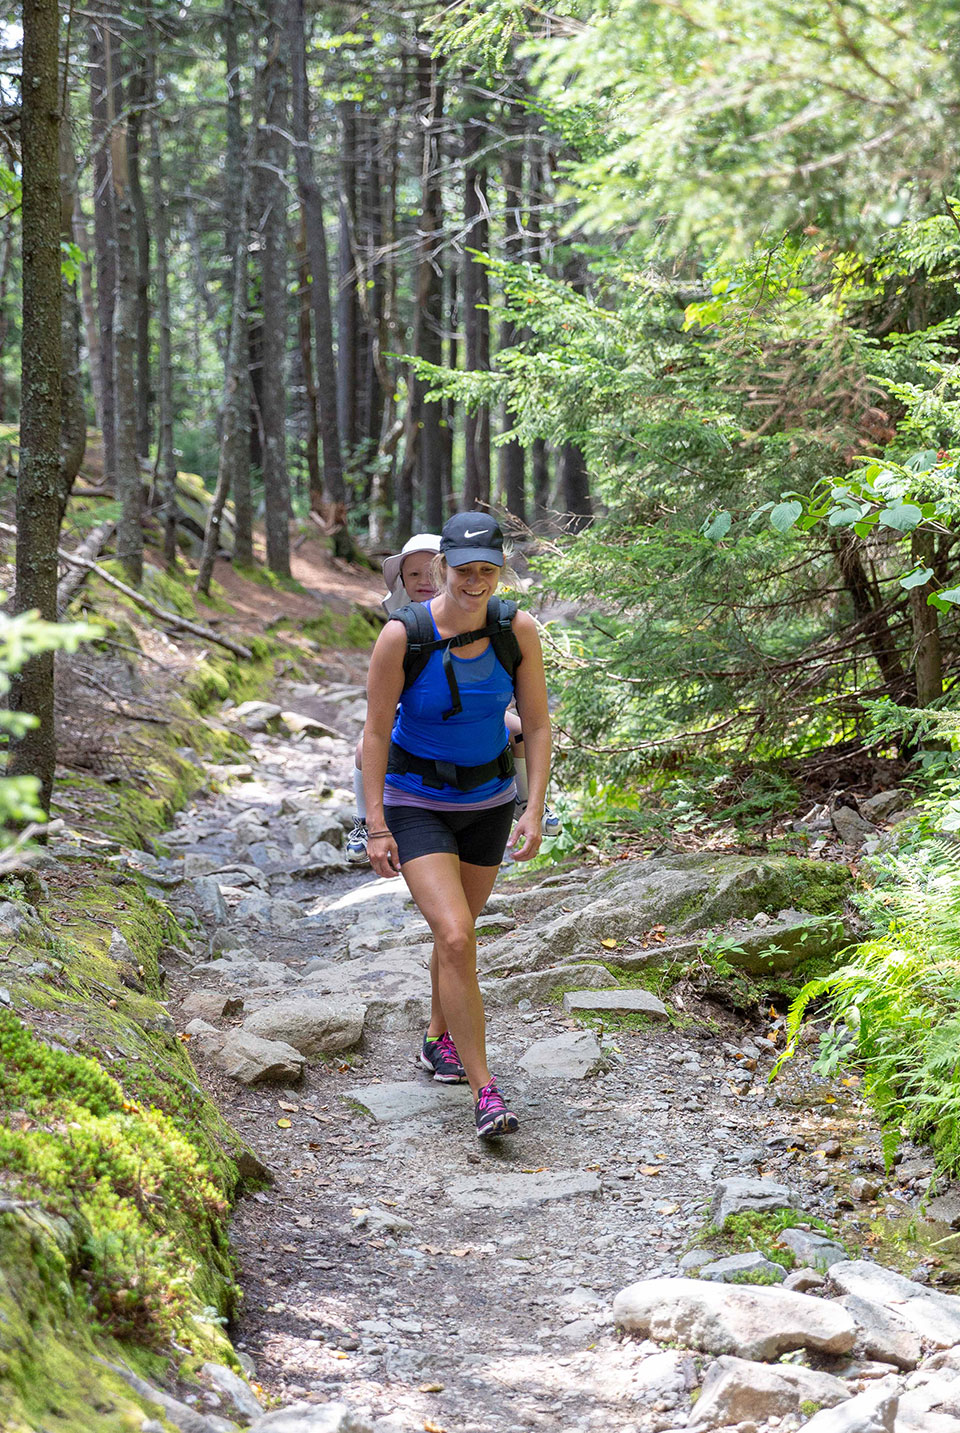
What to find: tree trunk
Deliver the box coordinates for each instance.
[258,2,291,578]
[72,201,100,424]
[338,99,359,459]
[910,527,942,705]
[224,0,253,568]
[531,439,550,521]
[58,114,86,526]
[497,123,525,522]
[559,441,592,529]
[462,105,490,510]
[110,30,144,585]
[831,534,908,696]
[148,44,178,568]
[286,0,346,511]
[88,12,117,487]
[9,0,63,812]
[197,109,257,596]
[127,55,151,458]
[442,259,457,515]
[296,216,322,509]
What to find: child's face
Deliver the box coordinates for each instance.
[401,553,438,603]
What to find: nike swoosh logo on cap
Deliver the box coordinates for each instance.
[463,528,489,539]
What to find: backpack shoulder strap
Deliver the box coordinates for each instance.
[487,596,522,685]
[388,602,442,691]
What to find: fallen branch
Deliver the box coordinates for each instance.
[0,520,253,661]
[56,520,116,615]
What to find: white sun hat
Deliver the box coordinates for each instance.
[381,533,442,611]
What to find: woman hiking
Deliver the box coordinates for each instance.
[362,512,552,1138]
[346,532,559,862]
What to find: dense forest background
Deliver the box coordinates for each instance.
[4,0,960,812]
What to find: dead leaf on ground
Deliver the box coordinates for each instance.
[639,1165,662,1177]
[277,1118,292,1129]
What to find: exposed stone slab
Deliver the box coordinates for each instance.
[690,1354,850,1427]
[346,1081,469,1123]
[828,1260,960,1348]
[481,962,618,1008]
[562,988,668,1018]
[242,997,366,1055]
[449,1169,601,1211]
[519,1029,603,1080]
[710,910,848,975]
[612,1277,856,1360]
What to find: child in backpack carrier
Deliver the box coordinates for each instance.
[345,533,561,864]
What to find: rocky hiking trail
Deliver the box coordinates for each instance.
[138,675,960,1433]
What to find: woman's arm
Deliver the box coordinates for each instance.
[510,610,551,860]
[362,622,407,878]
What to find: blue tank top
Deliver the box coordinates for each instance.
[385,601,516,809]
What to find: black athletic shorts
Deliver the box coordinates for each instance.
[384,799,516,867]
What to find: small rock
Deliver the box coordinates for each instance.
[832,806,878,844]
[182,990,244,1023]
[183,853,220,879]
[823,1138,842,1158]
[188,876,228,924]
[232,700,283,732]
[801,1387,899,1433]
[776,1227,847,1271]
[519,1029,603,1080]
[248,1403,373,1433]
[690,1354,850,1427]
[851,1176,881,1202]
[184,1018,220,1037]
[924,1188,960,1227]
[214,1030,305,1085]
[200,1363,263,1419]
[838,1293,922,1370]
[859,790,908,822]
[679,1250,718,1273]
[783,1267,825,1293]
[710,1176,797,1227]
[698,1252,787,1284]
[242,997,366,1055]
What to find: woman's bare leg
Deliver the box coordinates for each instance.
[402,852,499,1097]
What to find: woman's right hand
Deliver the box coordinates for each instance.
[367,831,401,879]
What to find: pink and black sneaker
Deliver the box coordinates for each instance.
[474,1077,519,1139]
[417,1030,467,1084]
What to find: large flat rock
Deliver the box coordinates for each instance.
[302,949,431,1031]
[612,1276,857,1360]
[711,1175,797,1226]
[346,1081,469,1123]
[828,1260,960,1347]
[214,1030,305,1086]
[562,988,668,1018]
[449,1169,602,1211]
[481,962,618,1008]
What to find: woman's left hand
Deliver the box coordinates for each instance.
[508,809,542,862]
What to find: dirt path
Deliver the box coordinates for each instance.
[152,672,925,1433]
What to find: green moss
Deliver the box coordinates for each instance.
[693,1208,840,1269]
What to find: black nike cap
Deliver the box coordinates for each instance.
[439,512,505,567]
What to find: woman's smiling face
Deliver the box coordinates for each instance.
[445,560,501,612]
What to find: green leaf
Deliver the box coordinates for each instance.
[854,516,879,538]
[900,567,934,590]
[905,448,939,473]
[770,500,802,533]
[748,502,774,526]
[878,503,923,532]
[701,510,732,541]
[936,587,960,605]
